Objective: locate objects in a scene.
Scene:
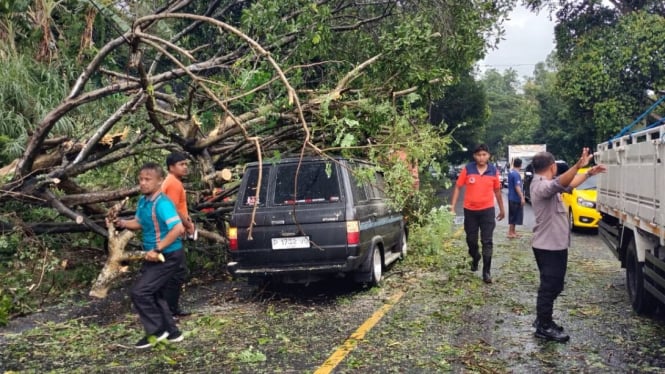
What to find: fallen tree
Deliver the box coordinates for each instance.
[0,0,510,299]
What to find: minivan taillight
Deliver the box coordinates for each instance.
[228,227,238,251]
[346,221,359,245]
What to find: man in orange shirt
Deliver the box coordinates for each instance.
[393,149,420,191]
[162,152,196,318]
[449,144,505,283]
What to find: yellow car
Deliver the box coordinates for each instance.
[561,168,601,231]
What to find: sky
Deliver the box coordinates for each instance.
[478,5,557,79]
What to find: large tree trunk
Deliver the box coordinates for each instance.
[88,227,141,299]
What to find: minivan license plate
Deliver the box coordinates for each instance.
[272,236,310,250]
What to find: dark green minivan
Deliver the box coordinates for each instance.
[227,157,407,286]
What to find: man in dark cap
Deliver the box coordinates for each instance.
[529,148,606,343]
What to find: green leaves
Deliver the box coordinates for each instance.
[229,346,267,364]
[331,117,360,151]
[311,33,321,45]
[0,0,28,14]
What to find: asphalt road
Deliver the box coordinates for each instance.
[3,186,665,372]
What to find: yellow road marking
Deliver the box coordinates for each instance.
[314,290,405,374]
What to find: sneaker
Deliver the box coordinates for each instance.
[134,331,169,349]
[532,318,564,332]
[168,330,184,343]
[535,324,570,343]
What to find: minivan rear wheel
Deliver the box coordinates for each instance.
[369,245,383,286]
[399,231,407,260]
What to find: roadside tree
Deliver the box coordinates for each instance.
[526,0,665,141]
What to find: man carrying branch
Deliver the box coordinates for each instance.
[113,162,185,349]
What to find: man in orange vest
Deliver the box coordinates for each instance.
[449,144,505,283]
[161,152,196,319]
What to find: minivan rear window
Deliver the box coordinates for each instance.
[273,162,341,205]
[349,172,368,203]
[241,167,270,207]
[368,172,387,199]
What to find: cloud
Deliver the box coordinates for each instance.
[478,5,556,78]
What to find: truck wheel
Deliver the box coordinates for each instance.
[625,239,655,314]
[369,244,383,287]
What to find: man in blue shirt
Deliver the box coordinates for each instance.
[507,158,525,238]
[115,162,185,349]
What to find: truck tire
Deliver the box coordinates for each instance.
[625,239,655,314]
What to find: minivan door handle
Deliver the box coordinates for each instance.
[271,220,285,225]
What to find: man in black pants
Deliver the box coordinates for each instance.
[449,144,505,283]
[529,148,606,343]
[114,163,186,349]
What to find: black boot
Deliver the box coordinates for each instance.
[482,256,492,283]
[470,253,481,271]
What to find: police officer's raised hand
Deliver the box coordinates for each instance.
[575,147,594,169]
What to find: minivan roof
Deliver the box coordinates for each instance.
[243,156,371,167]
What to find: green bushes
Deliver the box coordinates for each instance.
[406,205,460,270]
